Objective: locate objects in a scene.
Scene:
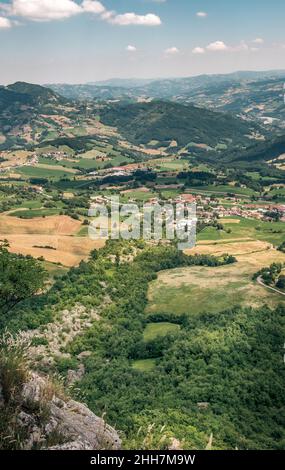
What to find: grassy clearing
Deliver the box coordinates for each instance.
[43,261,69,279]
[143,322,181,341]
[132,359,156,372]
[146,246,285,318]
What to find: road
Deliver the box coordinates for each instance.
[257,276,285,297]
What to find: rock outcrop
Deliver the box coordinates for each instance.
[2,373,121,450]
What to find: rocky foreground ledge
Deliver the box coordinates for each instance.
[1,372,121,450]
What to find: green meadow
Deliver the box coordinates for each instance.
[143,322,181,341]
[197,217,285,246]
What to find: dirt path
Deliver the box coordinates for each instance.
[257,276,285,297]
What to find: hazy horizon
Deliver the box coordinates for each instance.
[1,67,285,87]
[1,1,285,83]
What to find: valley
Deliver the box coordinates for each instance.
[0,72,284,451]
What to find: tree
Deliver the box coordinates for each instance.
[276,276,285,290]
[0,241,47,315]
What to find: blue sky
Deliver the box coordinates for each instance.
[0,0,285,83]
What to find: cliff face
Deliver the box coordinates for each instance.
[0,373,121,450]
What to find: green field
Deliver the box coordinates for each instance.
[160,189,181,200]
[8,208,61,218]
[143,322,181,341]
[188,185,257,196]
[197,217,285,246]
[120,190,155,202]
[132,358,156,372]
[152,159,189,172]
[38,154,133,171]
[146,256,285,319]
[18,166,74,180]
[76,225,89,237]
[12,200,43,210]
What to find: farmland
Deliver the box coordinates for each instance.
[197,217,285,246]
[0,213,104,266]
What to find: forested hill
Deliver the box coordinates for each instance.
[0,82,66,135]
[0,82,63,110]
[99,100,259,149]
[1,241,284,450]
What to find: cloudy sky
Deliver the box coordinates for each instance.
[0,0,285,84]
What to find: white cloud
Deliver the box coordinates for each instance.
[206,41,229,52]
[252,37,264,44]
[126,45,137,52]
[165,46,180,55]
[196,12,207,18]
[11,0,82,21]
[101,10,114,21]
[82,0,105,15]
[109,13,161,26]
[192,46,205,54]
[0,16,12,28]
[4,0,162,27]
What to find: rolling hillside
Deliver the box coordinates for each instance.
[99,100,260,150]
[48,71,285,128]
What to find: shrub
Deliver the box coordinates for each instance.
[0,331,30,403]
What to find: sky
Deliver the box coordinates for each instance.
[0,0,285,84]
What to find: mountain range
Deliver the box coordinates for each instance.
[0,77,284,171]
[48,70,285,129]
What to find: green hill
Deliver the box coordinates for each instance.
[0,82,63,110]
[99,100,259,150]
[0,82,70,150]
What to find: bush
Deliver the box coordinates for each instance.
[0,331,30,403]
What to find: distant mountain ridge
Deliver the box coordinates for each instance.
[46,69,285,99]
[46,71,285,127]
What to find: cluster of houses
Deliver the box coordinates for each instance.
[91,190,285,222]
[39,151,69,161]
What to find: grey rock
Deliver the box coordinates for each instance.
[49,440,93,450]
[20,373,121,450]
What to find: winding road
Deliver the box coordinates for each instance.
[257,276,285,297]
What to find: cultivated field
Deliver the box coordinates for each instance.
[0,214,81,235]
[0,214,105,266]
